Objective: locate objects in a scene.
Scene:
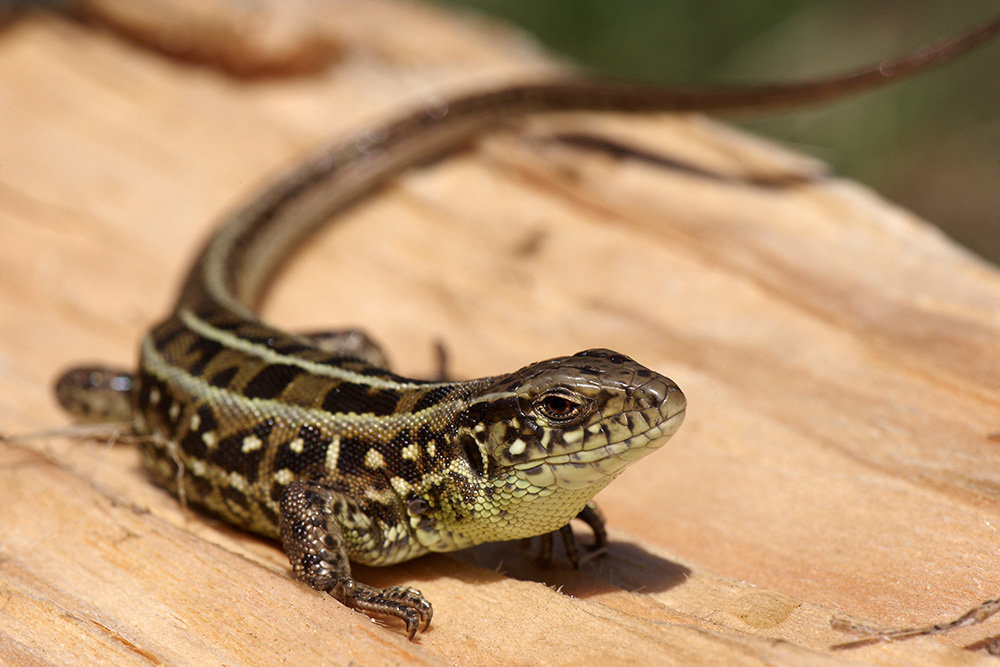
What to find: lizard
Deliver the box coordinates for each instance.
[53,15,1000,640]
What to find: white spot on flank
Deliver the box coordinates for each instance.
[364,449,385,469]
[168,403,180,421]
[202,431,217,448]
[149,387,161,405]
[189,413,201,431]
[289,437,304,454]
[401,443,420,461]
[273,469,294,485]
[228,472,248,492]
[325,435,341,471]
[426,441,436,458]
[242,435,263,453]
[390,477,411,495]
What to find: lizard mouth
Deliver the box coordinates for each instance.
[513,383,686,490]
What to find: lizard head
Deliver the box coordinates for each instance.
[442,348,685,542]
[465,348,685,485]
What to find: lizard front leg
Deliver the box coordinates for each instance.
[278,480,433,639]
[534,502,608,568]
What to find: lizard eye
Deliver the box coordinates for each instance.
[534,390,586,423]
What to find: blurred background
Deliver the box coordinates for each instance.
[436,0,1000,264]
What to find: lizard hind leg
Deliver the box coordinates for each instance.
[303,328,451,380]
[278,480,433,639]
[300,329,390,368]
[54,365,135,423]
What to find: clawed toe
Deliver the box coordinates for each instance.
[342,583,433,640]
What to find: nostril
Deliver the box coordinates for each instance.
[635,377,678,410]
[665,385,686,416]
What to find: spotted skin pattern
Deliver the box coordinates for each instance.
[60,311,685,637]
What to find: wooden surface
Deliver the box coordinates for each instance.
[2,2,1000,664]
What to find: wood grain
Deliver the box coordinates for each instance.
[2,2,999,664]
